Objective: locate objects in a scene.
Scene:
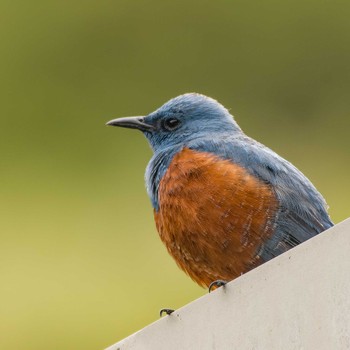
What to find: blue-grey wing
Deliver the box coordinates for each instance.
[189,135,334,262]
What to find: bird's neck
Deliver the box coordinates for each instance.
[144,132,243,210]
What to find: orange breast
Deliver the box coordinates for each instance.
[154,148,278,288]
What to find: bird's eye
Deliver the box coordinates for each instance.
[162,118,181,131]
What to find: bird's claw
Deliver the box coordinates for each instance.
[160,308,175,317]
[208,280,227,293]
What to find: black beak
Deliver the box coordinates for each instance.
[106,116,154,132]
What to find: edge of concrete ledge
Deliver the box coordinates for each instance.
[106,218,350,350]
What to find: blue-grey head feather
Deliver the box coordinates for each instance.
[143,93,242,151]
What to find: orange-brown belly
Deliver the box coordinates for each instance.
[154,148,278,288]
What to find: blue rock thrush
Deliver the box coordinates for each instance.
[107,93,333,293]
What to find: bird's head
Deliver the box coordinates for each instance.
[107,93,242,152]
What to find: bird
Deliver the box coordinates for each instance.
[107,93,333,295]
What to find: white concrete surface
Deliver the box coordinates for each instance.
[106,218,350,350]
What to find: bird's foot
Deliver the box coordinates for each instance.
[208,280,227,293]
[160,308,175,317]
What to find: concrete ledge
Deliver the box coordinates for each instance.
[107,218,350,350]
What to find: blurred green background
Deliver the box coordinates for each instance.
[1,0,349,348]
